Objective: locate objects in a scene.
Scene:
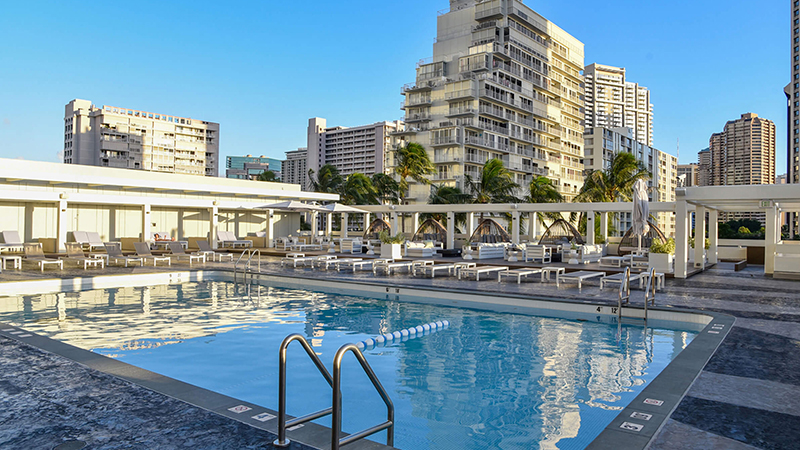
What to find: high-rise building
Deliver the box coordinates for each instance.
[697,148,711,186]
[307,118,402,178]
[389,0,585,203]
[583,63,653,147]
[786,0,799,235]
[678,163,699,187]
[282,148,308,188]
[709,113,776,186]
[225,155,283,180]
[584,127,677,237]
[64,99,219,176]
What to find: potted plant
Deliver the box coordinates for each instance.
[567,242,580,265]
[379,230,405,260]
[649,238,675,273]
[462,238,475,260]
[688,237,710,265]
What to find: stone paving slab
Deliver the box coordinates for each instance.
[649,419,760,450]
[689,372,800,417]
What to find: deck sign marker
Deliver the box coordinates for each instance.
[620,422,644,432]
[643,398,664,406]
[252,412,276,422]
[287,424,304,431]
[630,411,652,421]
[228,405,252,414]
[2,329,15,332]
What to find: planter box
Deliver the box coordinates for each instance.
[381,243,402,260]
[648,253,674,273]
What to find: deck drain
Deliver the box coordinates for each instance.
[53,440,86,450]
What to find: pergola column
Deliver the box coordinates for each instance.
[411,212,419,235]
[446,211,455,250]
[694,206,706,269]
[363,212,371,233]
[266,210,275,248]
[586,211,595,245]
[708,209,719,265]
[209,204,218,249]
[511,211,520,244]
[310,211,319,237]
[600,212,608,243]
[675,200,690,278]
[142,204,152,243]
[528,212,537,241]
[391,212,398,234]
[765,206,778,275]
[325,212,333,237]
[342,213,349,238]
[56,199,68,253]
[467,212,475,235]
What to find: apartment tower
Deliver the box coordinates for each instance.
[697,148,711,186]
[584,127,677,236]
[583,63,653,147]
[391,0,585,202]
[677,163,699,187]
[282,148,309,189]
[64,99,219,176]
[786,0,800,235]
[307,118,402,178]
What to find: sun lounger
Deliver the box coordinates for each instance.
[104,243,144,267]
[216,230,252,248]
[600,272,644,290]
[458,265,508,281]
[61,243,104,269]
[23,243,63,271]
[415,263,456,278]
[335,259,373,272]
[196,239,234,262]
[134,242,172,266]
[556,270,605,288]
[281,256,314,268]
[168,241,205,265]
[374,261,414,275]
[86,232,109,252]
[498,268,543,284]
[0,231,24,253]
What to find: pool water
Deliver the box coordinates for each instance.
[0,282,700,450]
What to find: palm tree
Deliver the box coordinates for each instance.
[371,173,400,205]
[257,170,280,182]
[423,184,471,232]
[574,152,650,203]
[465,159,520,220]
[525,175,564,228]
[394,142,434,202]
[339,173,378,205]
[307,164,343,194]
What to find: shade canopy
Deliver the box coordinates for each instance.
[537,219,585,246]
[412,218,447,243]
[468,218,511,244]
[619,221,667,255]
[363,218,392,240]
[256,200,328,212]
[324,203,369,214]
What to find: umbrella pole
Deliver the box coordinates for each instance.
[638,234,642,255]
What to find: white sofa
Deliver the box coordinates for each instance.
[473,243,508,260]
[578,244,604,263]
[404,242,437,258]
[522,244,551,263]
[340,239,363,254]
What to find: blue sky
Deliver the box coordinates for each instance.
[0,0,788,174]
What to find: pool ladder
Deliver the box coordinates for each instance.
[274,334,394,450]
[617,267,657,322]
[234,248,260,283]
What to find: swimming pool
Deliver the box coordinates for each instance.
[0,280,702,450]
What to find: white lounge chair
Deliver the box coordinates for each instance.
[523,245,551,263]
[498,268,543,284]
[86,232,108,252]
[196,240,234,262]
[458,265,509,281]
[23,243,63,271]
[61,243,104,269]
[415,263,456,278]
[134,242,172,266]
[557,270,605,289]
[0,231,24,253]
[217,230,252,248]
[600,272,644,289]
[374,261,414,275]
[105,243,144,267]
[168,242,205,265]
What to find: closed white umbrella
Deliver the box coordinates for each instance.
[631,179,650,254]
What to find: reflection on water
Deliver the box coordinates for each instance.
[0,282,697,450]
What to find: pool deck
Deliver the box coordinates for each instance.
[1,254,799,449]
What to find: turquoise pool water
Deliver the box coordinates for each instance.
[0,282,700,450]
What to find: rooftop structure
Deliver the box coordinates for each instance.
[64,99,219,177]
[225,155,282,180]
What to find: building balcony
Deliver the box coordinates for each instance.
[475,6,503,21]
[401,96,433,109]
[404,113,432,123]
[402,81,436,93]
[445,89,476,101]
[478,105,506,121]
[431,136,463,147]
[465,135,509,152]
[446,107,477,117]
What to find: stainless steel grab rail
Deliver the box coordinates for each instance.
[617,267,631,320]
[234,248,260,281]
[274,334,334,448]
[332,343,394,450]
[644,267,657,321]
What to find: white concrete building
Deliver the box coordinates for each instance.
[391,0,585,202]
[0,158,336,252]
[64,99,219,177]
[307,118,402,178]
[584,64,653,147]
[584,127,677,237]
[282,148,308,189]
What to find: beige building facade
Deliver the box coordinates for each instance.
[307,118,402,178]
[709,113,776,187]
[64,99,219,177]
[678,163,699,187]
[584,64,653,147]
[390,0,585,202]
[697,148,711,187]
[282,148,308,189]
[583,127,677,237]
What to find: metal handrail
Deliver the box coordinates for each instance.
[618,267,631,320]
[234,248,261,280]
[644,267,657,321]
[332,343,394,450]
[274,334,334,448]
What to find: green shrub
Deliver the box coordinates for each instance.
[378,230,405,244]
[650,238,675,254]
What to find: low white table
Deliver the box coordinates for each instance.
[540,267,565,282]
[599,256,625,268]
[556,270,605,289]
[498,268,543,284]
[600,272,644,290]
[459,266,509,281]
[1,255,22,270]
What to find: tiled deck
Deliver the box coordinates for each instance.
[1,253,798,449]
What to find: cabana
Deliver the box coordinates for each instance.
[468,218,511,244]
[537,219,585,246]
[617,221,667,255]
[363,218,392,241]
[412,218,447,243]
